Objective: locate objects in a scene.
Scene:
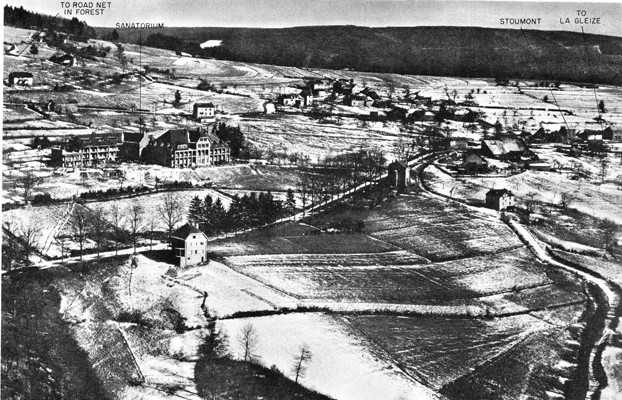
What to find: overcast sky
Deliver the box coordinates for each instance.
[5,0,622,36]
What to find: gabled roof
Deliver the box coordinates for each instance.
[9,71,33,78]
[486,188,513,196]
[171,223,204,240]
[194,102,215,108]
[156,128,205,147]
[482,137,526,156]
[463,151,485,161]
[49,54,75,63]
[389,160,408,170]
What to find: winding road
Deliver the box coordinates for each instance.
[413,153,622,400]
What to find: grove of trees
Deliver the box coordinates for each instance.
[188,192,283,235]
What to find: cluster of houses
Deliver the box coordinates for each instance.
[520,125,622,144]
[386,159,516,211]
[51,124,231,169]
[270,77,482,125]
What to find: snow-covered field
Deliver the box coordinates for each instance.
[178,260,299,317]
[221,313,443,400]
[238,114,406,163]
[425,153,622,225]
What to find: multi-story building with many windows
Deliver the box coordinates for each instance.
[50,133,120,168]
[140,126,230,168]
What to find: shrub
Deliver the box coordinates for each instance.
[31,193,54,205]
[117,309,152,327]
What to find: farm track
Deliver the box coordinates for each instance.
[417,154,622,400]
[41,201,74,255]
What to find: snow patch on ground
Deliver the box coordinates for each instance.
[200,40,222,48]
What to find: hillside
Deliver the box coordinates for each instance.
[96,25,622,84]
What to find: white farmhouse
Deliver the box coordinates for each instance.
[171,223,209,268]
[193,102,216,122]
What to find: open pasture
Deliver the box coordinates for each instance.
[2,104,42,122]
[345,314,551,390]
[223,247,553,304]
[352,194,523,261]
[441,327,576,400]
[221,313,442,400]
[238,114,405,163]
[211,228,398,257]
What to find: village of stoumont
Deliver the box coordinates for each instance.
[2,2,622,400]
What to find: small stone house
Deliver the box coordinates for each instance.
[299,89,313,107]
[263,101,276,114]
[278,94,302,107]
[485,189,516,211]
[8,72,34,86]
[388,160,411,190]
[49,53,76,67]
[171,223,209,268]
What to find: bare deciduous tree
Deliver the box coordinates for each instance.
[291,343,313,383]
[90,205,108,257]
[558,192,575,209]
[146,213,158,250]
[110,201,125,256]
[70,207,90,261]
[158,192,184,246]
[127,201,145,253]
[237,323,260,363]
[599,157,610,182]
[15,171,43,203]
[3,219,41,267]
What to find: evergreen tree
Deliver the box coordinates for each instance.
[188,196,203,228]
[197,321,229,360]
[259,191,282,224]
[214,122,246,158]
[201,195,214,234]
[247,192,260,227]
[173,90,182,106]
[29,44,38,55]
[211,198,226,237]
[111,29,119,41]
[286,188,296,216]
[227,195,243,231]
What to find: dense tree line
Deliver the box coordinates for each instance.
[4,6,96,42]
[30,136,52,149]
[104,26,622,85]
[213,123,245,158]
[188,192,285,235]
[144,33,185,52]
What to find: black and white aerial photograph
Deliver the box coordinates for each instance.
[2,0,622,399]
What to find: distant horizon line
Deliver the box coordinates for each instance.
[5,3,621,38]
[94,24,621,37]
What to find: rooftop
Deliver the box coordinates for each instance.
[171,223,204,240]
